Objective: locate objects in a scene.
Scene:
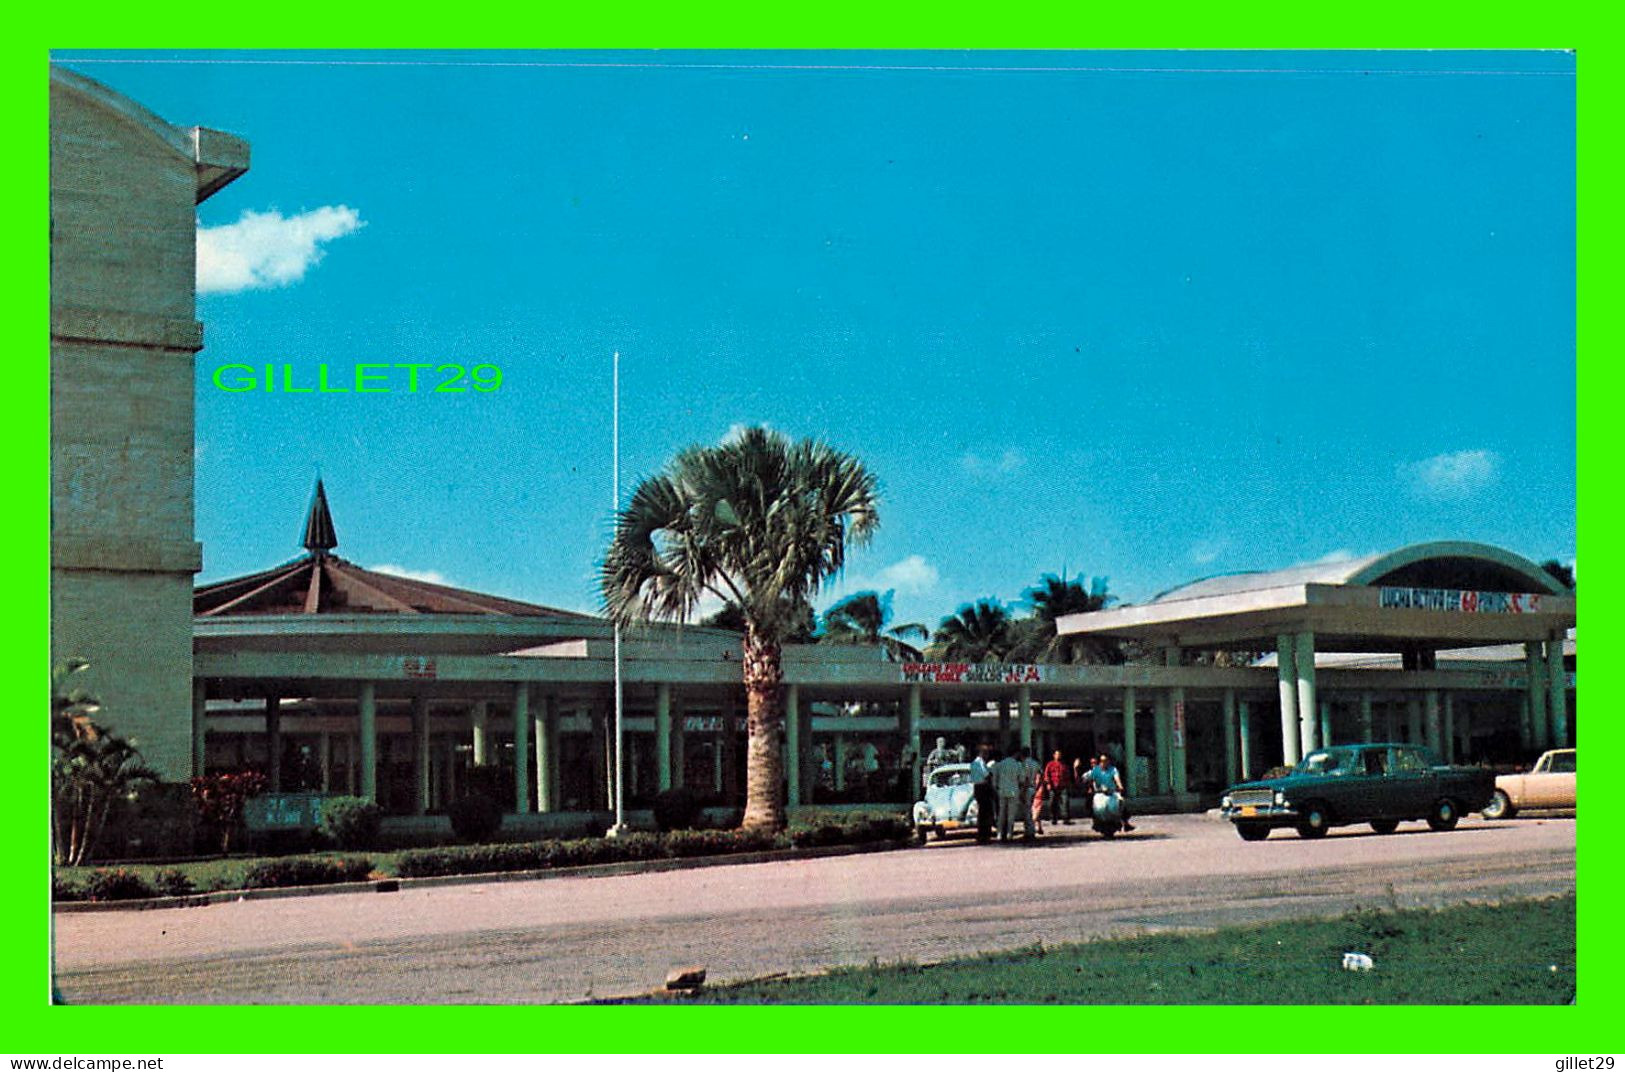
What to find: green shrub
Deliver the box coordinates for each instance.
[81,868,156,902]
[446,794,504,843]
[240,855,372,889]
[395,842,551,879]
[651,787,704,832]
[152,867,195,897]
[319,796,382,850]
[52,875,81,902]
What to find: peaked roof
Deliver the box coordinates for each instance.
[194,482,598,620]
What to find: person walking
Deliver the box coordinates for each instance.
[1018,747,1042,841]
[991,748,1025,843]
[969,743,996,842]
[1043,749,1074,825]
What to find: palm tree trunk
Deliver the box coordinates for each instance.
[740,623,786,832]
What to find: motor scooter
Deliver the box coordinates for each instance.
[1091,790,1124,838]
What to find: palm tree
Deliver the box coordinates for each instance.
[1010,572,1121,664]
[601,426,879,832]
[927,599,1014,662]
[819,589,928,661]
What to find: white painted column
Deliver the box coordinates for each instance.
[785,684,801,807]
[1318,700,1332,750]
[1525,643,1549,751]
[512,683,531,814]
[1222,689,1238,787]
[358,682,378,803]
[266,696,283,793]
[1237,698,1252,781]
[655,683,673,794]
[470,701,489,766]
[1295,632,1318,755]
[1360,692,1374,744]
[1547,637,1568,748]
[412,696,430,816]
[1276,634,1301,767]
[534,693,553,812]
[1122,687,1139,796]
[191,679,208,777]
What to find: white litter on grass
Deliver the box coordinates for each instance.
[1342,952,1375,971]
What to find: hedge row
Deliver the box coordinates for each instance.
[395,814,913,879]
[55,855,375,902]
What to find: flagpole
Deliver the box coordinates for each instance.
[608,349,627,838]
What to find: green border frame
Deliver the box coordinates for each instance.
[11,4,1610,1054]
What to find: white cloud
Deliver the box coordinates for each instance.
[1313,548,1358,564]
[872,554,941,595]
[1190,538,1228,565]
[1398,449,1501,501]
[960,448,1026,477]
[198,206,365,294]
[370,564,450,586]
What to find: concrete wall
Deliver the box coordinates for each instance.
[50,69,245,780]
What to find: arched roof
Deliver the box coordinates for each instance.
[1153,541,1567,604]
[51,66,198,163]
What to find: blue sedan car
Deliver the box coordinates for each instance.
[911,763,980,842]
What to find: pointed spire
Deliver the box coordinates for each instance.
[302,479,338,555]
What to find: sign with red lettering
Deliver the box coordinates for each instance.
[900,662,1046,684]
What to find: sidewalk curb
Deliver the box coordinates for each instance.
[52,838,912,914]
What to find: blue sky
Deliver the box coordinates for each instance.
[54,50,1576,629]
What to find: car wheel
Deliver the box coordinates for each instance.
[1296,802,1331,839]
[1427,798,1460,832]
[1482,789,1515,821]
[1236,823,1270,842]
[1369,819,1399,835]
[914,826,929,846]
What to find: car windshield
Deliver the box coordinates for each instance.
[931,769,968,787]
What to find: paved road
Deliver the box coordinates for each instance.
[53,813,1576,1004]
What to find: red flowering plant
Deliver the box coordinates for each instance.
[189,770,269,854]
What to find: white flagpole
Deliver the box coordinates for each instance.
[609,350,627,837]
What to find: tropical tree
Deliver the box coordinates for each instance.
[51,663,159,866]
[1541,559,1576,591]
[702,598,818,642]
[1009,572,1122,664]
[927,598,1014,662]
[601,426,880,832]
[818,589,928,661]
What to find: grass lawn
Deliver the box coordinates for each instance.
[637,894,1575,1004]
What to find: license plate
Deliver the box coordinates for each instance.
[1240,806,1257,817]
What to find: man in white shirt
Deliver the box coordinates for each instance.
[991,749,1026,842]
[969,743,995,842]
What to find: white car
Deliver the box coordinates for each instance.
[911,763,980,842]
[1483,748,1576,819]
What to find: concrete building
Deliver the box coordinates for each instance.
[193,487,1574,825]
[50,68,248,778]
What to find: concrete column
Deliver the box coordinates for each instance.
[358,681,377,803]
[1169,688,1187,794]
[191,679,208,776]
[318,733,332,792]
[1153,691,1170,794]
[412,696,430,815]
[1222,689,1238,787]
[1547,637,1568,748]
[1442,692,1456,763]
[470,701,489,766]
[534,693,553,812]
[1318,700,1332,750]
[512,683,531,814]
[655,683,673,793]
[1360,692,1374,744]
[1407,696,1423,745]
[906,684,924,788]
[1237,698,1252,781]
[1424,691,1442,756]
[1294,632,1318,755]
[1525,643,1549,751]
[833,735,847,792]
[265,696,282,793]
[1276,634,1301,766]
[785,684,801,807]
[1122,686,1138,795]
[1016,685,1032,750]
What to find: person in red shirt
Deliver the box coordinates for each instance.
[1042,750,1074,825]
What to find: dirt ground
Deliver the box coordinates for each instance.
[52,811,1577,1004]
